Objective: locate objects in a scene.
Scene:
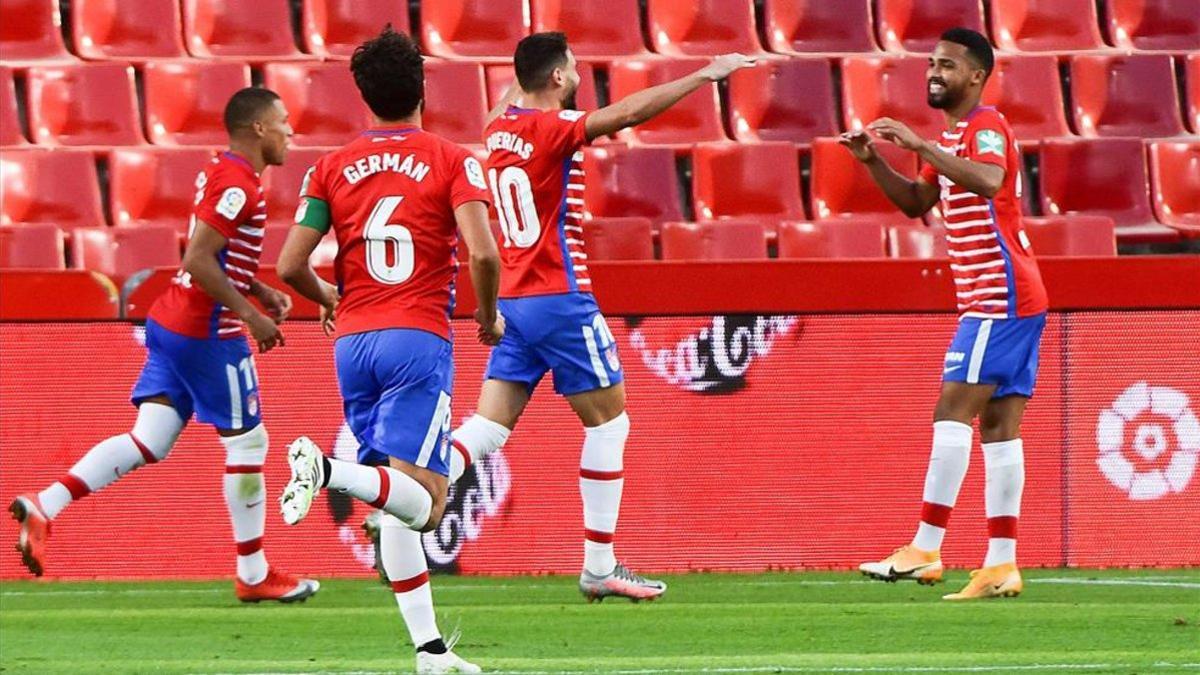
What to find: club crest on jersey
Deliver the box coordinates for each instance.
[215,187,247,220]
[246,392,259,418]
[558,110,586,122]
[976,129,1005,157]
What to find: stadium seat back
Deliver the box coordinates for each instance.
[1023,216,1117,256]
[582,145,684,227]
[1105,0,1200,51]
[989,0,1106,52]
[876,0,986,53]
[0,0,74,63]
[841,57,944,141]
[887,225,947,258]
[660,220,767,260]
[727,58,837,145]
[423,60,489,145]
[0,223,65,269]
[302,0,410,58]
[608,58,726,146]
[262,147,330,226]
[144,61,252,147]
[531,0,647,58]
[485,63,600,113]
[981,55,1070,142]
[183,0,302,60]
[692,142,805,225]
[26,64,144,147]
[1188,54,1200,134]
[1148,141,1200,229]
[1070,54,1184,138]
[1039,138,1153,227]
[810,138,920,222]
[109,148,213,230]
[762,0,878,54]
[420,0,530,60]
[264,63,371,147]
[72,225,181,280]
[646,0,761,56]
[0,66,27,147]
[1,150,105,229]
[72,0,187,60]
[777,220,886,258]
[583,217,655,261]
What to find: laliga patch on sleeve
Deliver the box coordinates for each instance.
[558,110,586,122]
[464,157,488,190]
[215,187,247,220]
[976,129,1005,157]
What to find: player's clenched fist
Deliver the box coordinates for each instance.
[246,312,284,352]
[476,311,505,347]
[699,53,757,81]
[838,130,878,163]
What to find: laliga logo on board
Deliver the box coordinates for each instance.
[1096,381,1200,501]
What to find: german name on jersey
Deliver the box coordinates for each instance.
[920,107,1048,320]
[295,127,491,340]
[484,106,593,298]
[149,152,266,340]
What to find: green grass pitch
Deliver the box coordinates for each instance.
[1,569,1197,674]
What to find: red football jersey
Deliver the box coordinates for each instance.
[150,152,266,340]
[484,106,593,298]
[920,106,1048,319]
[297,127,491,340]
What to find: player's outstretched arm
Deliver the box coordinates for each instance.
[839,130,939,218]
[868,117,1005,198]
[455,200,504,346]
[184,220,284,351]
[276,226,339,336]
[583,53,757,142]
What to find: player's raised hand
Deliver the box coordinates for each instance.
[475,311,505,347]
[838,130,878,163]
[698,53,757,82]
[247,311,285,353]
[868,118,926,152]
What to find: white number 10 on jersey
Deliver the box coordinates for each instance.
[490,166,541,249]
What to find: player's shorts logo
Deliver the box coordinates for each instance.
[1096,381,1199,501]
[246,392,259,418]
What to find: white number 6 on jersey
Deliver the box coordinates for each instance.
[364,195,415,285]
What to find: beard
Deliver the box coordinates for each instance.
[926,81,959,109]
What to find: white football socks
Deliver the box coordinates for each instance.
[380,514,440,648]
[447,414,511,482]
[580,412,629,576]
[221,424,270,585]
[912,420,973,552]
[983,439,1024,567]
[325,459,433,530]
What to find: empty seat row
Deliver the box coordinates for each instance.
[3,0,1197,68]
[4,53,1197,151]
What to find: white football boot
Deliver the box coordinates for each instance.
[280,436,325,525]
[579,561,667,602]
[416,649,482,674]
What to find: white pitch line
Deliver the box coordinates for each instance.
[1036,578,1200,589]
[209,663,1200,675]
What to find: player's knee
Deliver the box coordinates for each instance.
[131,401,186,462]
[979,416,1018,443]
[220,424,269,469]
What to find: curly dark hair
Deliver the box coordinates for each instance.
[350,24,424,120]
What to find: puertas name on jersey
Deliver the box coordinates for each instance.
[485,131,534,160]
[342,152,431,185]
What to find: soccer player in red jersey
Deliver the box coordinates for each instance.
[275,27,500,674]
[9,88,318,602]
[843,28,1048,600]
[442,32,755,602]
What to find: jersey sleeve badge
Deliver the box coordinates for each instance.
[976,129,1005,157]
[215,186,247,220]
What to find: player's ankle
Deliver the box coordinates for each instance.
[417,638,447,655]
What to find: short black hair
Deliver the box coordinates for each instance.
[514,32,569,91]
[223,87,281,134]
[351,25,424,121]
[940,27,994,76]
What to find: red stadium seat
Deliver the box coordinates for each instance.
[1070,54,1185,138]
[1023,216,1118,256]
[1148,141,1200,236]
[583,217,655,261]
[264,62,370,147]
[0,0,77,66]
[1189,54,1200,134]
[582,145,684,227]
[810,137,920,224]
[1105,0,1200,52]
[71,225,181,281]
[1039,138,1179,244]
[1,67,28,147]
[302,0,410,59]
[876,0,986,54]
[72,0,187,61]
[762,0,878,54]
[691,142,806,231]
[660,220,767,260]
[727,58,838,145]
[423,60,489,146]
[420,0,529,61]
[485,62,599,113]
[608,58,726,147]
[26,64,144,147]
[887,225,947,258]
[530,0,648,58]
[0,223,65,269]
[183,0,304,61]
[841,57,944,141]
[777,220,887,258]
[645,0,763,56]
[263,147,331,226]
[144,61,252,147]
[109,148,212,231]
[981,55,1070,143]
[989,0,1107,52]
[1,150,106,229]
